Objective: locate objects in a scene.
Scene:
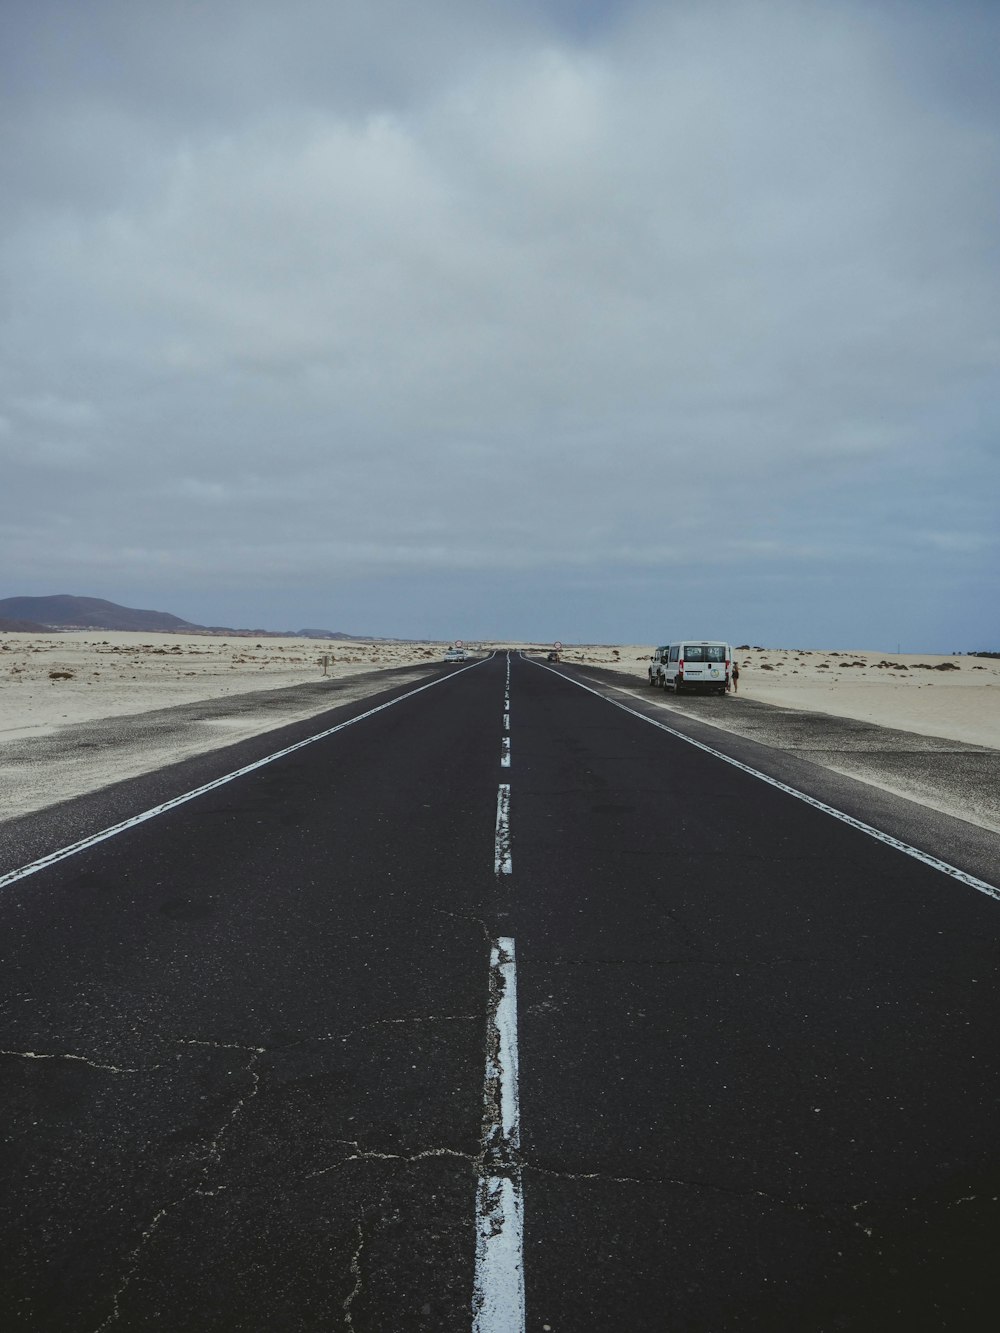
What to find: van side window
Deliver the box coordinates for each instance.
[668,645,679,662]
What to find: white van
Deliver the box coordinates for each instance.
[651,640,731,695]
[648,647,670,687]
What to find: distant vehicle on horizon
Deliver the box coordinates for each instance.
[444,647,466,662]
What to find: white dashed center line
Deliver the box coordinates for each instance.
[472,937,525,1332]
[495,785,512,875]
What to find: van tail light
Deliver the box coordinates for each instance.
[678,659,684,671]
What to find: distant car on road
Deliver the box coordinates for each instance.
[547,651,560,662]
[444,647,466,662]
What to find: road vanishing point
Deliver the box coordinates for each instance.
[1,652,999,1331]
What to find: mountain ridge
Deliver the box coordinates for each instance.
[0,595,368,639]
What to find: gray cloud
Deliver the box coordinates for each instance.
[2,0,997,646]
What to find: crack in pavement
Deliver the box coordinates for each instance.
[26,1022,477,1327]
[432,905,494,945]
[91,1044,265,1330]
[307,1142,475,1181]
[342,1222,365,1331]
[172,1037,269,1054]
[0,1048,148,1074]
[93,1209,169,1333]
[524,1162,999,1237]
[526,1160,831,1208]
[301,1013,479,1048]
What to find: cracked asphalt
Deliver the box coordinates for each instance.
[2,653,999,1330]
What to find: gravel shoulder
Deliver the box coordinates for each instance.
[0,663,443,822]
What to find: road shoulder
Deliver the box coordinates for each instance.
[551,661,1000,893]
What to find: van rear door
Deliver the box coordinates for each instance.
[678,642,728,689]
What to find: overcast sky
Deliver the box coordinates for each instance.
[2,0,997,647]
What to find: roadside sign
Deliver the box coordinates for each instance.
[554,641,562,650]
[455,640,463,647]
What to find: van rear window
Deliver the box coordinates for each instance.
[684,645,727,662]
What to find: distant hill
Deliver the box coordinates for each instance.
[0,595,367,639]
[0,595,200,633]
[0,616,51,633]
[294,628,365,640]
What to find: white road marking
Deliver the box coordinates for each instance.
[501,737,511,768]
[503,713,510,730]
[531,661,1000,903]
[0,658,489,892]
[494,785,512,875]
[472,938,524,1333]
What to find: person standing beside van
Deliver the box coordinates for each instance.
[730,659,740,693]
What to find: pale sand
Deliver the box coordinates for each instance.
[560,645,1000,751]
[4,635,997,751]
[0,632,444,742]
[1,634,998,828]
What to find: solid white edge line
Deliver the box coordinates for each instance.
[495,785,512,875]
[1,657,490,892]
[530,660,1000,903]
[473,937,525,1333]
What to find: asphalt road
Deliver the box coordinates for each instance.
[2,652,999,1331]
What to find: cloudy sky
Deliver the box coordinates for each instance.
[2,0,997,648]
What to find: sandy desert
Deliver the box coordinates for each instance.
[0,632,444,741]
[558,643,1000,750]
[1,633,997,827]
[2,633,998,750]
